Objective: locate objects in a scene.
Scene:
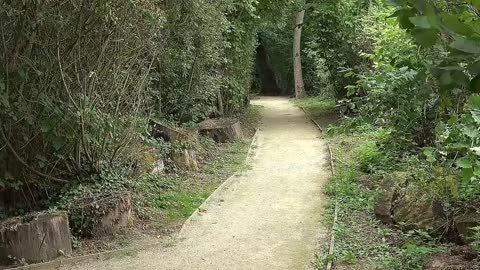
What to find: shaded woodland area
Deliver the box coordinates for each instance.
[0,0,480,269]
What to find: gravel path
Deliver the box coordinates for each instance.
[65,96,330,270]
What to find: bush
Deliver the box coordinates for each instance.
[0,0,296,218]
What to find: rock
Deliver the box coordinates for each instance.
[94,194,134,236]
[172,149,198,171]
[392,193,446,232]
[424,246,479,270]
[152,158,165,174]
[0,211,72,264]
[198,118,242,143]
[374,180,395,224]
[133,148,165,176]
[374,175,449,235]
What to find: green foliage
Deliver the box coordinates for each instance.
[383,242,442,270]
[294,97,336,115]
[55,172,133,237]
[324,165,374,210]
[303,0,370,97]
[471,226,480,252]
[0,0,292,218]
[315,1,480,267]
[322,127,449,269]
[354,142,383,173]
[331,0,480,203]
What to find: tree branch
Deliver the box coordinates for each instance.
[0,126,69,184]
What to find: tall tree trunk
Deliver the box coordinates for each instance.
[293,10,306,99]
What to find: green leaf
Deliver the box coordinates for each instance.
[452,70,470,87]
[425,4,438,28]
[457,158,473,168]
[467,0,480,10]
[449,36,480,54]
[447,116,458,125]
[471,147,480,156]
[423,147,436,163]
[441,13,475,37]
[462,125,478,138]
[411,28,439,47]
[390,8,417,29]
[471,110,480,124]
[52,139,63,151]
[439,71,453,85]
[408,0,427,12]
[469,95,480,108]
[461,168,474,181]
[386,0,408,6]
[468,60,480,76]
[409,16,431,29]
[437,66,463,71]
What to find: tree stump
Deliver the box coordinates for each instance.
[93,194,134,236]
[151,121,199,144]
[0,211,72,264]
[172,149,199,171]
[151,121,200,171]
[198,118,243,143]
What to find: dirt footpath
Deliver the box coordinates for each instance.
[65,96,330,270]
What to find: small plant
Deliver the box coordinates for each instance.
[354,142,382,173]
[382,242,442,270]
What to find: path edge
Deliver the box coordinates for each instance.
[178,128,260,235]
[8,129,261,270]
[299,105,339,270]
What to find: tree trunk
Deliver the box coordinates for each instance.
[218,89,224,117]
[293,10,306,99]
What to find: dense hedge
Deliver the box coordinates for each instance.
[0,0,294,215]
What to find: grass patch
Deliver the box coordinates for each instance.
[155,191,210,221]
[294,96,336,116]
[294,97,340,129]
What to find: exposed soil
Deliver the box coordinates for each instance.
[424,246,480,270]
[63,97,330,270]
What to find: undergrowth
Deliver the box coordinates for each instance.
[297,99,450,270]
[54,105,261,252]
[319,123,448,270]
